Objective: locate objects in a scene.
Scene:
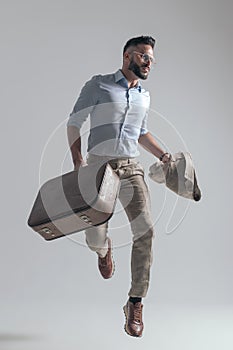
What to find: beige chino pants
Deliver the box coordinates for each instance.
[85,154,154,298]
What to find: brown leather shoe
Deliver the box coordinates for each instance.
[123,301,144,337]
[98,238,114,279]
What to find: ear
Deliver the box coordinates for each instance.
[123,51,131,61]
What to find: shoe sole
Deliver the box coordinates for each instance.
[109,242,115,278]
[111,258,115,278]
[123,305,142,338]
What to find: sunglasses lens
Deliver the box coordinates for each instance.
[142,54,155,64]
[143,54,149,62]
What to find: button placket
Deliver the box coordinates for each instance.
[120,88,135,139]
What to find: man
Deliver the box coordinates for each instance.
[67,36,171,337]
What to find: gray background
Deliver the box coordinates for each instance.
[0,0,233,349]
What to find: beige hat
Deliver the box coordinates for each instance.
[149,152,201,201]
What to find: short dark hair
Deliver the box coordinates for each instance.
[123,36,156,53]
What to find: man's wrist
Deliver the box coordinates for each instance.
[159,152,171,163]
[73,157,88,170]
[159,152,169,161]
[73,157,83,167]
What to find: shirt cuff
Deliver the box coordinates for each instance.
[140,127,148,136]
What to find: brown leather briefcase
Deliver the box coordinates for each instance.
[27,163,120,240]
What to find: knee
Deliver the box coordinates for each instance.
[133,227,154,244]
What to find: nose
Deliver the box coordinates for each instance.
[145,59,151,68]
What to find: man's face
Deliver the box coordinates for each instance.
[128,44,154,80]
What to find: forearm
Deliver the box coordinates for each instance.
[67,125,83,167]
[138,132,165,159]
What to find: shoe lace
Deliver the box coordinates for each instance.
[133,303,142,323]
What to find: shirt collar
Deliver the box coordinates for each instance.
[114,69,142,92]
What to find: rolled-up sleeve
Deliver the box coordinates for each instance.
[67,75,99,129]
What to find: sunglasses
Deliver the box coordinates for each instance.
[132,51,156,64]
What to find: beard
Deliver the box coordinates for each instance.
[128,59,149,80]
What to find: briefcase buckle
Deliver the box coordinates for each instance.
[40,227,55,237]
[79,214,92,225]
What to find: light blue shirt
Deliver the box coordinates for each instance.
[67,69,150,157]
